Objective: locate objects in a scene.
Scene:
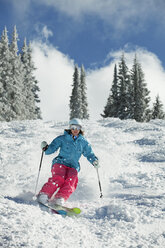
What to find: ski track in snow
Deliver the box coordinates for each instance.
[0,118,165,248]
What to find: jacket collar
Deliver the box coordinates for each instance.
[64,130,83,141]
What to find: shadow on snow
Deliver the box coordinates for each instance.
[4,191,37,206]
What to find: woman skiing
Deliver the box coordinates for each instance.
[37,118,99,206]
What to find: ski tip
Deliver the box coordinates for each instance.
[73,207,81,214]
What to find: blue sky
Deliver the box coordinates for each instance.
[1,0,165,69]
[1,0,165,120]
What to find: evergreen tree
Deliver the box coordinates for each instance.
[32,79,42,119]
[9,26,27,120]
[28,42,41,119]
[102,64,120,117]
[0,27,16,121]
[69,65,82,119]
[101,53,163,122]
[0,27,41,122]
[0,40,4,121]
[80,65,89,119]
[131,55,151,122]
[101,93,113,118]
[111,64,120,117]
[131,55,143,121]
[21,38,30,119]
[21,40,41,119]
[0,32,3,119]
[117,53,132,119]
[151,95,165,119]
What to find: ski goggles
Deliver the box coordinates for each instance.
[70,125,81,130]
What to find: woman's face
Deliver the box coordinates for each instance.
[71,129,80,136]
[70,125,81,136]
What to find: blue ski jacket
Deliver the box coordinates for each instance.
[45,130,98,172]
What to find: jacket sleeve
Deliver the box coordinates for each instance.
[82,141,98,165]
[45,136,62,155]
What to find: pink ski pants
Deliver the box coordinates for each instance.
[39,163,78,201]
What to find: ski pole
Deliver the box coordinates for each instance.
[34,150,44,197]
[96,168,103,198]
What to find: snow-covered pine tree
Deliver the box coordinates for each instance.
[151,95,165,120]
[131,55,142,121]
[111,64,120,117]
[80,65,89,119]
[21,39,41,119]
[131,55,151,122]
[0,27,41,122]
[101,93,113,118]
[32,79,42,119]
[28,42,42,119]
[0,33,3,119]
[21,38,30,119]
[9,26,27,120]
[102,64,120,118]
[0,27,16,121]
[117,53,132,120]
[69,65,82,119]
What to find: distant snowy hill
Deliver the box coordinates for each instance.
[0,118,165,248]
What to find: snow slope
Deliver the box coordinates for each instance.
[0,118,165,248]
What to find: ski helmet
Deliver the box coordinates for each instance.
[69,118,82,128]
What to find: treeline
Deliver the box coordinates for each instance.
[69,55,165,122]
[69,54,165,122]
[0,26,41,121]
[1,27,164,123]
[102,54,165,121]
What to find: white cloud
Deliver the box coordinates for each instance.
[41,26,53,40]
[38,0,165,32]
[87,65,114,119]
[32,41,165,121]
[10,0,165,38]
[35,24,53,41]
[10,0,165,44]
[32,41,74,121]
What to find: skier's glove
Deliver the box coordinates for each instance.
[93,160,100,169]
[41,141,48,151]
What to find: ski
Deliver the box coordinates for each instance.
[39,201,81,217]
